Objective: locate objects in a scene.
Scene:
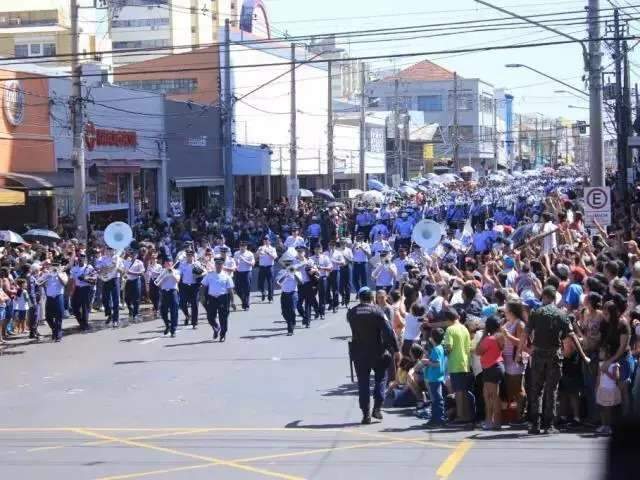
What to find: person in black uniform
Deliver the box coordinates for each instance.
[347,286,398,424]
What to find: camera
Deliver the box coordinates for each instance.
[288,266,295,273]
[384,259,391,265]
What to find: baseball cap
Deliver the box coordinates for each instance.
[358,286,371,295]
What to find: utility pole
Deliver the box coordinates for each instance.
[358,65,366,190]
[565,126,569,164]
[492,97,498,171]
[289,43,298,212]
[70,0,86,240]
[403,112,410,180]
[623,40,632,179]
[518,114,523,170]
[535,117,539,168]
[588,0,605,187]
[635,83,640,121]
[223,19,234,221]
[452,72,459,172]
[326,60,334,189]
[394,78,400,186]
[613,9,627,200]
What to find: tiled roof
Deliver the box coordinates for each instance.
[384,60,456,81]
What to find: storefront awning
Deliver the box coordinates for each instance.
[174,177,224,188]
[0,188,25,207]
[0,171,95,196]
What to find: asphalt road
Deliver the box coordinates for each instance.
[0,294,608,480]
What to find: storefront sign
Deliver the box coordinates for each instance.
[84,121,137,151]
[3,79,25,126]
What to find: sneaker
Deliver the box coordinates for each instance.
[219,335,226,342]
[213,330,219,340]
[170,332,176,338]
[361,414,372,425]
[164,327,170,335]
[372,409,383,420]
[528,426,541,435]
[287,332,293,336]
[595,425,612,435]
[481,422,494,431]
[192,324,197,330]
[416,408,430,420]
[543,426,560,435]
[425,420,445,429]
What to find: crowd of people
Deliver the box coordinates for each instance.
[2,167,640,435]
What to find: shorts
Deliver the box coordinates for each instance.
[450,371,473,392]
[14,310,27,321]
[504,373,525,400]
[482,363,505,384]
[596,387,621,407]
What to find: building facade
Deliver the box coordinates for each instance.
[49,79,168,228]
[0,1,112,74]
[367,60,500,173]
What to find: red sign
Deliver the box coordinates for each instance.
[84,121,137,151]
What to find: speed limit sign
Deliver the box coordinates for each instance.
[583,187,611,227]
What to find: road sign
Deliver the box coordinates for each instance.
[583,186,611,227]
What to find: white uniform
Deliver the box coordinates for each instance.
[97,255,122,281]
[178,261,201,285]
[70,264,95,288]
[234,250,256,272]
[257,246,277,266]
[372,262,397,287]
[352,243,371,262]
[158,269,180,291]
[201,271,234,296]
[123,259,145,281]
[44,272,67,297]
[277,270,302,292]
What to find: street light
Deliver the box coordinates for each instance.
[505,64,587,97]
[568,105,589,110]
[554,89,588,101]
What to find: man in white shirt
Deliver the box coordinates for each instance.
[145,252,163,317]
[42,261,68,342]
[284,226,306,249]
[200,257,234,342]
[371,233,392,256]
[393,248,409,288]
[123,250,145,323]
[327,240,345,313]
[372,251,398,292]
[311,244,332,319]
[178,249,204,328]
[213,235,229,256]
[352,233,371,292]
[157,258,180,337]
[70,252,96,331]
[234,241,256,311]
[96,246,123,327]
[256,236,277,302]
[276,259,303,335]
[219,246,238,311]
[338,240,353,307]
[541,212,557,255]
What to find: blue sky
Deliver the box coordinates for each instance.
[263,0,634,122]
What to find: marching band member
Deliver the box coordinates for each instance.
[393,248,409,288]
[212,234,230,256]
[233,241,255,311]
[156,257,180,337]
[123,250,145,322]
[284,226,306,249]
[220,246,238,311]
[327,240,345,314]
[352,233,371,292]
[145,252,163,317]
[338,239,353,307]
[178,249,204,328]
[372,251,397,293]
[293,245,314,327]
[306,216,322,250]
[200,256,234,342]
[276,259,302,336]
[369,218,389,242]
[70,252,96,331]
[256,236,277,302]
[371,232,392,256]
[96,246,123,328]
[200,247,215,272]
[311,243,332,319]
[39,261,68,342]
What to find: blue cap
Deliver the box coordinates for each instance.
[503,256,515,269]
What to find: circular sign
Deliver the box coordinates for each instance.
[84,121,97,151]
[586,187,608,209]
[3,80,25,126]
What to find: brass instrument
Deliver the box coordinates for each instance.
[154,267,176,287]
[100,222,133,281]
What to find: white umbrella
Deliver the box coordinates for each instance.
[460,166,475,174]
[438,173,459,184]
[348,188,364,199]
[24,229,61,241]
[398,185,418,196]
[361,190,384,203]
[0,230,26,244]
[299,188,313,198]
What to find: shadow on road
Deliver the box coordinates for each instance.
[164,340,216,348]
[285,420,363,429]
[330,336,351,341]
[322,382,358,397]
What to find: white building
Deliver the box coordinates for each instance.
[0,1,112,74]
[109,0,207,65]
[367,60,500,173]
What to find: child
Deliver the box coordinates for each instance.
[596,345,621,435]
[13,278,30,335]
[424,328,447,427]
[402,303,425,356]
[385,355,418,408]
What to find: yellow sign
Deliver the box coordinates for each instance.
[423,144,434,173]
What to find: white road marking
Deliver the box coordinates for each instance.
[139,338,160,345]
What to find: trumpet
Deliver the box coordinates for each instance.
[154,268,175,287]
